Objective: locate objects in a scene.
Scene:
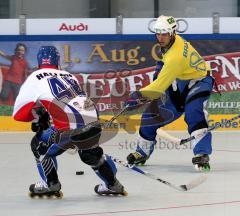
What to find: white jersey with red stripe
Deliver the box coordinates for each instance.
[13,68,98,130]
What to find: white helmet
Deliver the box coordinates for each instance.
[153,15,177,35]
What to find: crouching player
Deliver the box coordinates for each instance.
[125,15,214,172]
[13,46,127,198]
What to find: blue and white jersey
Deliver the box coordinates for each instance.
[13,68,98,130]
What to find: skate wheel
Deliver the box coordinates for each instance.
[135,160,146,166]
[194,164,200,171]
[50,191,63,199]
[95,191,128,196]
[122,190,128,196]
[28,192,42,199]
[56,191,64,199]
[28,192,35,198]
[194,164,210,172]
[28,191,63,199]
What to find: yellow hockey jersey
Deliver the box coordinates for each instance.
[140,35,210,99]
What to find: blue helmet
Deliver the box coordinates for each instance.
[37,46,60,67]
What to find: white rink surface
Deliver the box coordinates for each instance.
[1,131,240,216]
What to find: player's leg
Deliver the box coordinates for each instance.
[12,83,21,100]
[29,129,64,197]
[185,76,214,171]
[0,80,11,101]
[127,98,182,165]
[79,147,127,196]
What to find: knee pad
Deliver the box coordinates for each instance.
[38,126,57,144]
[57,124,102,150]
[79,146,104,167]
[72,124,102,142]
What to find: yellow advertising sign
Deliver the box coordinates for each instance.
[1,114,240,131]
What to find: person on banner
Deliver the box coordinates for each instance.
[0,66,3,94]
[13,46,127,198]
[0,43,29,102]
[125,15,214,172]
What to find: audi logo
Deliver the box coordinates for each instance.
[148,18,189,33]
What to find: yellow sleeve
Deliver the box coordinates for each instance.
[140,60,181,100]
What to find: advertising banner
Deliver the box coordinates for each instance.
[2,17,240,35]
[26,18,116,35]
[0,19,19,35]
[1,37,240,130]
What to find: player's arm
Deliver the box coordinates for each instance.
[12,75,39,122]
[0,50,12,61]
[124,57,181,109]
[140,59,181,100]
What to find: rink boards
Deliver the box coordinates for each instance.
[1,114,240,131]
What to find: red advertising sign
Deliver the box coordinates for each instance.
[206,52,240,93]
[70,52,240,111]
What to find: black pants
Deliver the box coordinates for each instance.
[0,80,21,101]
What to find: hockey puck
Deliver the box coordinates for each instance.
[76,171,84,175]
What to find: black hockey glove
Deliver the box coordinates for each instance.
[31,107,51,132]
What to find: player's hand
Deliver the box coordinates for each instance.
[0,50,5,56]
[31,106,50,132]
[124,91,147,110]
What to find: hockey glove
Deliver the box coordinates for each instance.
[38,126,58,144]
[125,91,148,110]
[31,107,50,132]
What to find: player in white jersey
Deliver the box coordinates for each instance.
[13,46,126,198]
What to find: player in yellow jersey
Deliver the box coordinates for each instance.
[125,15,214,171]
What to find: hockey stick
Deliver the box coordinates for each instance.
[72,104,130,136]
[109,155,207,191]
[69,98,151,141]
[55,105,131,151]
[55,97,150,150]
[157,114,240,145]
[103,104,130,128]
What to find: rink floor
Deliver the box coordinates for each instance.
[1,131,240,216]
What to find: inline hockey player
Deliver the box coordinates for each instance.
[13,46,127,198]
[125,15,214,171]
